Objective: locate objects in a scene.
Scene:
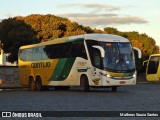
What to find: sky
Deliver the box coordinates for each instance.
[0,0,160,46]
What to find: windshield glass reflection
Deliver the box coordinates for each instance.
[101,42,135,72]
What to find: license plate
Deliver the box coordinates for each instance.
[120,81,125,84]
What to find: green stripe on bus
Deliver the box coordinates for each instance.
[50,58,67,81]
[50,57,76,81]
[58,57,76,80]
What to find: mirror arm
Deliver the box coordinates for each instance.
[92,45,105,58]
[133,47,142,58]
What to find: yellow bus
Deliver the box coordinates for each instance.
[144,54,160,81]
[18,34,141,91]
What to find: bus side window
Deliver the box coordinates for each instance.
[61,43,72,58]
[41,46,48,60]
[26,49,32,61]
[19,49,26,61]
[86,40,102,69]
[19,49,32,61]
[92,49,101,68]
[71,41,87,59]
[42,40,87,59]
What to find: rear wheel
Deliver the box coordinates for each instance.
[29,77,36,91]
[80,75,90,92]
[35,77,42,91]
[42,86,49,91]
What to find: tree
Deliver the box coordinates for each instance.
[93,28,104,33]
[103,27,119,34]
[0,18,38,62]
[0,14,159,65]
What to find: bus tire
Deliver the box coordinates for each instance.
[112,86,117,92]
[55,86,70,91]
[35,76,42,91]
[42,86,49,91]
[80,75,90,92]
[29,77,36,91]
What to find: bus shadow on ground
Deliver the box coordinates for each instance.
[47,86,132,94]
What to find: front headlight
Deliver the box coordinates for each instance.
[107,74,111,78]
[99,71,111,77]
[133,71,137,78]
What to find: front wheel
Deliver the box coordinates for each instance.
[112,86,117,92]
[55,86,70,91]
[80,75,90,92]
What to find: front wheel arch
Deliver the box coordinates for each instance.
[80,74,90,92]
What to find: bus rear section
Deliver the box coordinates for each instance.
[145,54,160,81]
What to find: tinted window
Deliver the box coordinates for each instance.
[19,39,87,61]
[86,40,102,69]
[71,41,87,59]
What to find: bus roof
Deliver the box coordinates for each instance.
[150,54,160,57]
[69,34,129,42]
[20,34,130,49]
[84,34,129,42]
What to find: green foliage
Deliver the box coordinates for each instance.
[93,28,104,33]
[0,18,38,62]
[0,14,159,69]
[0,14,87,62]
[104,27,119,35]
[18,14,87,41]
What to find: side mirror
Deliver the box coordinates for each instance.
[92,45,105,58]
[133,47,142,58]
[143,60,148,66]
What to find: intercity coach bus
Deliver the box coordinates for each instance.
[18,34,141,91]
[143,54,160,81]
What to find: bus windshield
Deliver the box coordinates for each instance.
[101,42,135,72]
[147,56,160,74]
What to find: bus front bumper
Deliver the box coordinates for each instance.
[101,76,136,86]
